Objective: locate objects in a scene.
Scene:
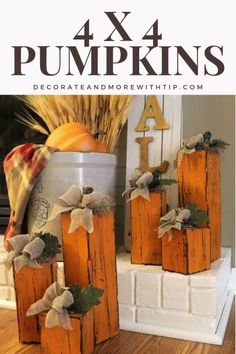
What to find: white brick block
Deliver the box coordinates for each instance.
[119,304,136,322]
[136,267,163,308]
[0,253,7,264]
[190,248,231,288]
[116,253,144,270]
[221,247,231,259]
[118,269,136,305]
[6,268,14,286]
[0,286,10,300]
[0,235,4,252]
[116,252,131,267]
[163,272,189,311]
[191,277,230,317]
[137,307,219,334]
[0,264,7,284]
[10,287,16,301]
[191,288,217,317]
[230,268,236,290]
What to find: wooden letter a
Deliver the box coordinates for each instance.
[135,96,169,132]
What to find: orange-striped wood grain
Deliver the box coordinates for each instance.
[89,213,119,343]
[162,228,210,274]
[40,311,94,354]
[13,260,57,343]
[61,213,90,288]
[130,191,167,265]
[178,150,221,262]
[61,212,119,344]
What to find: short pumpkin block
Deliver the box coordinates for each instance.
[178,150,221,262]
[13,260,57,343]
[40,310,94,354]
[61,211,119,344]
[162,228,211,275]
[130,191,167,265]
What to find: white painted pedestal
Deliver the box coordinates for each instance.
[117,248,234,345]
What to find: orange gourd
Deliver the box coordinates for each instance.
[45,122,108,152]
[96,140,108,152]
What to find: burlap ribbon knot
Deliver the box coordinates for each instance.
[49,185,112,233]
[158,208,191,240]
[123,169,153,201]
[26,282,74,330]
[5,234,45,273]
[177,133,204,165]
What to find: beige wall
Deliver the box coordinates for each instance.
[182,95,235,265]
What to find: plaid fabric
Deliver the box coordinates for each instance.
[3,143,56,251]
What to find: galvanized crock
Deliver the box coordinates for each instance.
[27,152,117,243]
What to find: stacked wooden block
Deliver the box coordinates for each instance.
[61,212,119,344]
[40,311,94,354]
[130,150,221,271]
[14,261,58,343]
[178,150,221,262]
[11,210,118,353]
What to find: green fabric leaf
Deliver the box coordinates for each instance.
[69,284,103,314]
[185,203,197,214]
[209,139,230,150]
[199,131,229,151]
[68,284,80,312]
[185,203,209,227]
[35,232,61,260]
[188,210,209,227]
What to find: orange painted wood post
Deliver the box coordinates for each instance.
[61,214,90,288]
[61,211,119,344]
[13,260,57,343]
[178,150,221,262]
[162,228,211,274]
[130,191,167,265]
[40,310,94,354]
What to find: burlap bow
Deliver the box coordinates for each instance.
[26,281,74,330]
[158,208,191,240]
[49,185,112,233]
[123,169,153,201]
[5,234,45,272]
[177,133,204,165]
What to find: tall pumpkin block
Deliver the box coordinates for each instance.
[61,212,119,344]
[40,311,94,354]
[130,191,167,265]
[178,150,221,261]
[162,228,211,274]
[13,260,57,343]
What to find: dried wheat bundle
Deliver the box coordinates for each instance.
[17,95,133,152]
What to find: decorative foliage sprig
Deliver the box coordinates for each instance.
[191,131,229,151]
[26,281,103,330]
[5,232,61,272]
[148,170,177,192]
[68,284,104,314]
[177,131,229,166]
[123,167,177,201]
[35,232,61,262]
[183,204,209,228]
[158,204,209,240]
[49,184,114,233]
